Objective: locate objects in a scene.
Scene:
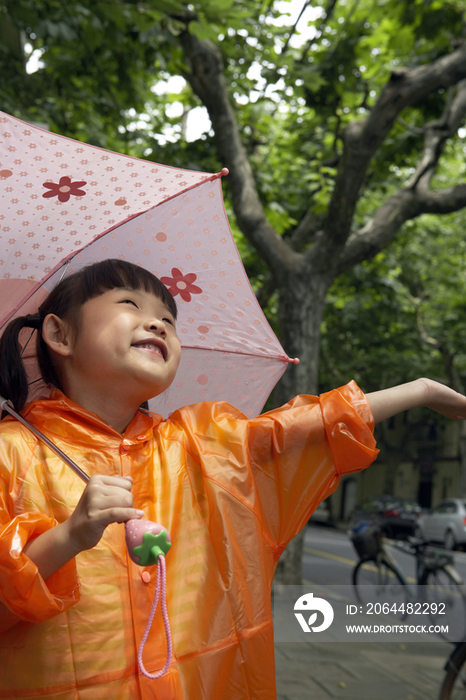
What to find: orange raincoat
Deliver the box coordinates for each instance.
[0,381,378,699]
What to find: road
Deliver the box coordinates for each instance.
[303,523,466,588]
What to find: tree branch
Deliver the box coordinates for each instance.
[178,31,299,279]
[397,116,424,136]
[289,208,325,250]
[339,76,466,272]
[418,183,466,212]
[298,0,340,63]
[281,0,312,55]
[338,183,466,273]
[407,79,466,189]
[323,41,466,263]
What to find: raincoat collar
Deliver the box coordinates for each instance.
[20,388,162,446]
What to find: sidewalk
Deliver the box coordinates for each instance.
[275,638,450,700]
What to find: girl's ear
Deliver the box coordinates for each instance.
[42,314,73,357]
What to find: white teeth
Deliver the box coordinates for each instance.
[135,343,164,357]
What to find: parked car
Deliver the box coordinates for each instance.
[416,499,466,550]
[309,500,330,525]
[348,494,422,539]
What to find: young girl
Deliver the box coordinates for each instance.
[0,258,465,700]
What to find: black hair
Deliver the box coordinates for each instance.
[0,259,177,412]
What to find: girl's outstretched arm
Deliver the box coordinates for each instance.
[366,378,466,425]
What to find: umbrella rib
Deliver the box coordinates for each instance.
[179,344,293,362]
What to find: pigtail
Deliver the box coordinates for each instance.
[0,314,43,413]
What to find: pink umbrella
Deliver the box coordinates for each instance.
[0,111,297,417]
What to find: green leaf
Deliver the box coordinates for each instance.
[188,20,219,42]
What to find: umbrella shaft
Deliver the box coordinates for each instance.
[0,397,89,483]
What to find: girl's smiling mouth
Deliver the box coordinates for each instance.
[131,338,167,360]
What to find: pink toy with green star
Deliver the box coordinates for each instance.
[125,519,171,566]
[125,518,173,679]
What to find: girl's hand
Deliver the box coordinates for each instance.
[64,475,144,554]
[422,378,466,420]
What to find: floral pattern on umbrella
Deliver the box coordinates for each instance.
[43,176,87,203]
[160,268,202,302]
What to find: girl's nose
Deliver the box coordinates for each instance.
[146,318,166,336]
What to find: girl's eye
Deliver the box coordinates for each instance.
[163,318,173,326]
[122,299,138,307]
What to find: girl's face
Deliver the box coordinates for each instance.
[60,287,181,403]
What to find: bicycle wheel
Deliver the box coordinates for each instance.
[353,558,409,619]
[421,568,466,643]
[439,643,466,700]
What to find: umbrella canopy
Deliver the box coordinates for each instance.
[0,111,296,417]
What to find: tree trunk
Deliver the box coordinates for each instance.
[275,529,307,584]
[274,269,329,406]
[273,271,329,584]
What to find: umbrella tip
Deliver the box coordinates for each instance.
[291,357,300,365]
[220,167,229,177]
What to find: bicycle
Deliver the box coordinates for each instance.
[349,520,466,642]
[438,642,466,699]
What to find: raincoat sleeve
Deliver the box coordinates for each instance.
[246,380,378,555]
[0,428,80,633]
